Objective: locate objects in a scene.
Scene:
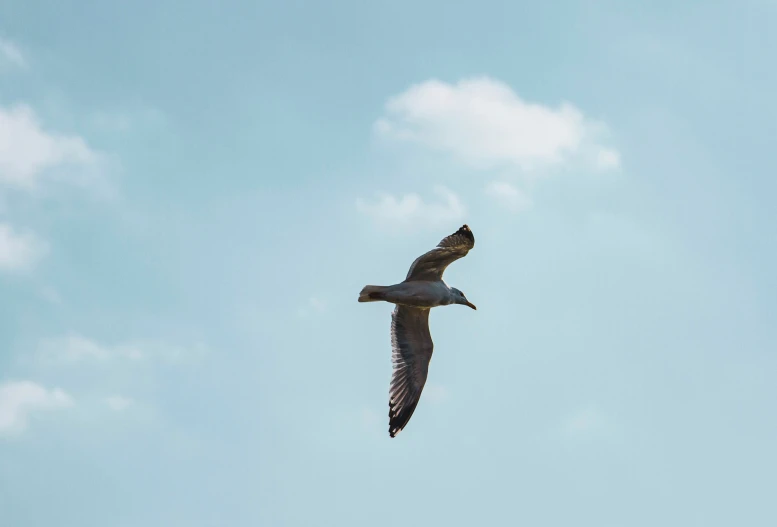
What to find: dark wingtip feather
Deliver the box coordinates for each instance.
[437,224,474,249]
[456,224,474,241]
[388,397,421,438]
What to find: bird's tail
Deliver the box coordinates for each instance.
[358,285,389,303]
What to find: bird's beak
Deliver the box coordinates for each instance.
[465,301,477,310]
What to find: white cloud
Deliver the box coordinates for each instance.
[485,181,532,212]
[0,103,99,190]
[105,395,134,411]
[0,380,73,436]
[356,185,465,229]
[0,102,111,276]
[36,332,207,364]
[595,148,621,170]
[0,38,25,69]
[0,222,47,272]
[375,77,620,173]
[39,333,112,362]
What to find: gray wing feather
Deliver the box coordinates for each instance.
[388,306,433,438]
[405,224,475,282]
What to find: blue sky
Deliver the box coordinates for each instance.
[1,1,776,525]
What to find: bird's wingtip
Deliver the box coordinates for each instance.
[454,224,474,242]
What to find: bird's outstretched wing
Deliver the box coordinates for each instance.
[405,224,475,282]
[388,306,433,438]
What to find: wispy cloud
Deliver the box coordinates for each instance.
[38,333,114,362]
[485,181,532,213]
[36,332,208,365]
[0,223,48,272]
[90,106,167,133]
[0,381,73,436]
[0,103,100,191]
[357,185,465,230]
[375,77,620,173]
[0,90,115,277]
[0,37,25,69]
[105,395,134,412]
[595,148,621,170]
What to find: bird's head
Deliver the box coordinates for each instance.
[451,288,477,310]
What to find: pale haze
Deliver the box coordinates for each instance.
[1,1,776,526]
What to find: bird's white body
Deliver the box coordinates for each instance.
[359,280,454,309]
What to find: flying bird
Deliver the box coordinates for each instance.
[358,224,476,437]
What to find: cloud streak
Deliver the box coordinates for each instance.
[357,185,465,230]
[485,181,532,212]
[36,332,208,364]
[0,381,73,436]
[0,37,25,69]
[105,395,134,411]
[0,223,48,272]
[0,103,99,191]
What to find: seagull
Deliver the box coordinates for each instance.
[358,224,476,438]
